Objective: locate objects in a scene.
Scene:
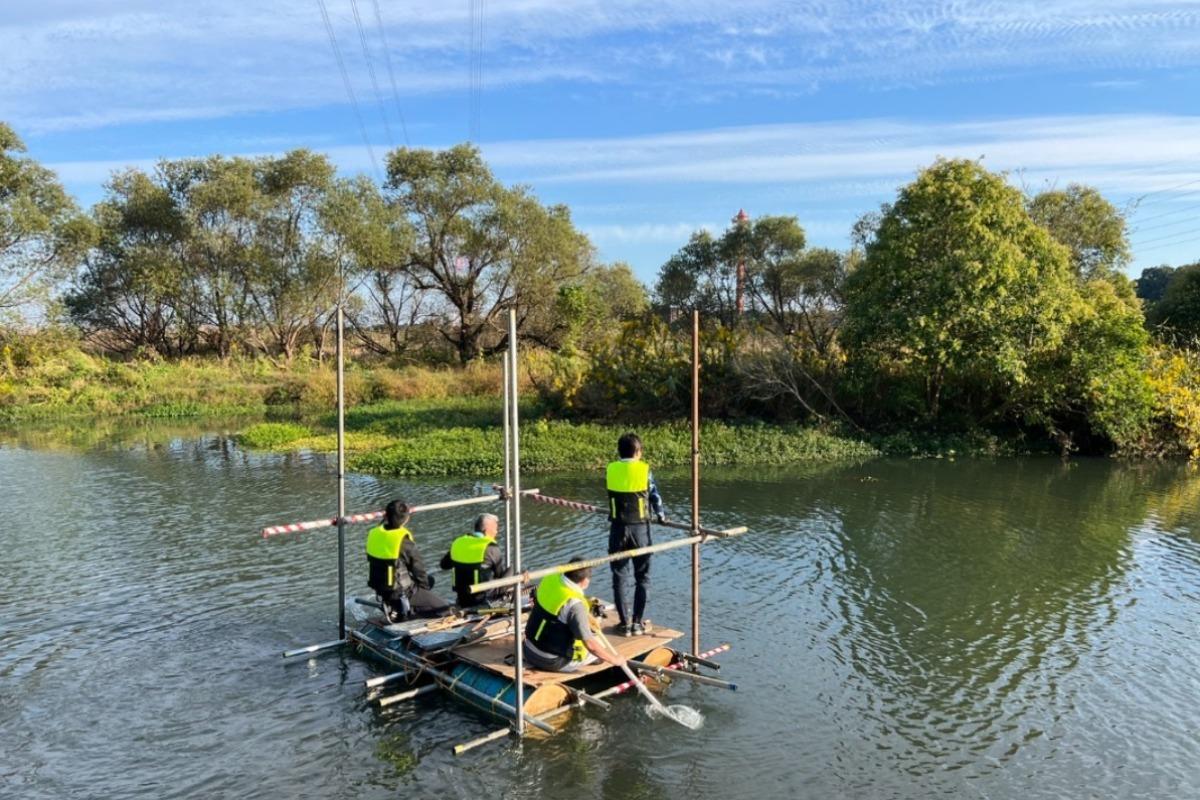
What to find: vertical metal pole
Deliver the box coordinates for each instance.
[502,359,512,568]
[508,309,525,734]
[336,301,347,640]
[690,310,701,655]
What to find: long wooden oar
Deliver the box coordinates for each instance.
[592,628,672,719]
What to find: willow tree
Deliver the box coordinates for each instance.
[67,169,189,354]
[0,123,94,324]
[385,144,591,363]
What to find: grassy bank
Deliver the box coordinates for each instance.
[4,343,1040,474]
[237,397,880,476]
[0,344,505,422]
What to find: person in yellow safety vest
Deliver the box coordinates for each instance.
[606,432,665,637]
[364,500,450,622]
[439,513,510,608]
[522,560,628,673]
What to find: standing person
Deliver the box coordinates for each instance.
[606,432,665,636]
[523,561,628,673]
[440,513,509,608]
[365,500,451,621]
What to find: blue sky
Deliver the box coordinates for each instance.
[4,1,1200,285]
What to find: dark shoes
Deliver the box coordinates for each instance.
[617,623,634,637]
[630,621,645,636]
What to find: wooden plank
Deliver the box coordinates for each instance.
[451,610,682,687]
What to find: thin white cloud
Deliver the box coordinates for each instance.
[584,222,721,245]
[3,1,1200,132]
[48,114,1200,201]
[479,115,1200,198]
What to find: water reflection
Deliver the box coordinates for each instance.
[1,424,1199,799]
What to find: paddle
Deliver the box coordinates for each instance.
[591,627,673,718]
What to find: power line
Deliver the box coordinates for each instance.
[316,0,380,179]
[369,0,410,146]
[1130,185,1200,213]
[1135,231,1200,256]
[467,0,485,141]
[480,0,487,140]
[349,0,394,148]
[1132,225,1200,247]
[1129,198,1200,227]
[1131,211,1200,236]
[1132,173,1200,203]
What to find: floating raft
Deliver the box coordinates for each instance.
[352,606,682,727]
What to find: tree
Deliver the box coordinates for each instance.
[159,156,260,358]
[242,150,340,363]
[321,175,423,357]
[553,262,648,348]
[66,169,189,355]
[654,231,737,325]
[385,144,591,363]
[1028,184,1130,282]
[844,159,1077,420]
[1148,262,1200,344]
[1135,265,1177,305]
[0,122,94,324]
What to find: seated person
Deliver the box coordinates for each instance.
[440,513,510,608]
[522,560,628,673]
[365,500,451,621]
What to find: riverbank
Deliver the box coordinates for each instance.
[236,395,1052,475]
[1,344,1051,473]
[0,344,503,422]
[236,397,882,476]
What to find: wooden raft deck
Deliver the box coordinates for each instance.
[452,608,681,687]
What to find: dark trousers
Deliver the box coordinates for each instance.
[382,587,450,620]
[609,520,651,625]
[409,586,451,618]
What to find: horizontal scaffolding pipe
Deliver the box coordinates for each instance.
[495,487,739,540]
[365,670,411,690]
[378,684,438,707]
[352,633,554,735]
[468,525,748,595]
[680,652,722,671]
[452,643,732,756]
[628,660,737,690]
[261,491,540,538]
[572,690,612,710]
[282,639,346,659]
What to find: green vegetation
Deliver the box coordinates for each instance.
[237,396,878,476]
[2,120,1199,465]
[0,123,95,325]
[1145,262,1200,345]
[0,332,505,422]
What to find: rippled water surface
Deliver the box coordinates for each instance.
[2,421,1200,799]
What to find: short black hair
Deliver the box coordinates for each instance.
[564,557,592,583]
[617,432,642,459]
[384,499,411,529]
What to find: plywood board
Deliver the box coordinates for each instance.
[451,609,683,687]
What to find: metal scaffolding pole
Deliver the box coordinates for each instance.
[336,297,347,640]
[502,359,512,568]
[691,310,701,655]
[508,309,525,735]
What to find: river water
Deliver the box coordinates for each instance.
[2,421,1199,799]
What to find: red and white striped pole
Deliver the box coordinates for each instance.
[260,492,538,538]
